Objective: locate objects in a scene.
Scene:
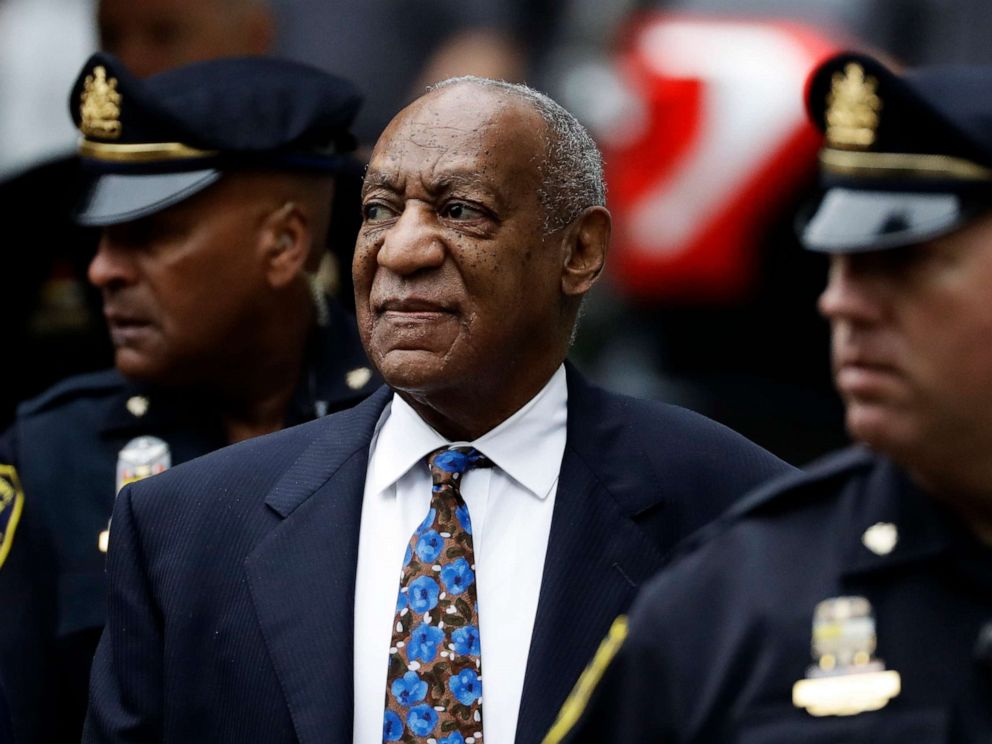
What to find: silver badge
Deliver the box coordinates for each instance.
[792,596,901,716]
[99,436,171,553]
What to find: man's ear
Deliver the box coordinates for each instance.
[261,202,311,288]
[560,206,611,297]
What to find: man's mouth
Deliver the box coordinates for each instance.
[834,353,901,397]
[104,311,153,345]
[377,297,454,319]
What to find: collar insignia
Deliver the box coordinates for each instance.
[126,395,150,418]
[792,596,901,716]
[80,65,123,140]
[825,63,882,149]
[862,522,899,556]
[346,366,373,391]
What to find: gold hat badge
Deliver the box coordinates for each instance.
[792,596,901,717]
[80,66,122,140]
[825,63,882,149]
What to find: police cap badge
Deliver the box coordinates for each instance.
[799,52,992,253]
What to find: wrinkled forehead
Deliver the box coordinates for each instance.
[366,85,546,191]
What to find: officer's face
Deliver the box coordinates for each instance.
[819,212,992,486]
[353,85,573,434]
[88,175,279,386]
[98,0,271,79]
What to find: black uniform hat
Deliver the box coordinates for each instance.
[798,51,992,253]
[69,53,362,226]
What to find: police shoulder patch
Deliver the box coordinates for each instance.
[0,464,25,569]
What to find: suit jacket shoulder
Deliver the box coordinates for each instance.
[87,386,393,743]
[515,367,795,744]
[563,365,795,559]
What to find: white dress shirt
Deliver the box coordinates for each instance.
[353,365,568,744]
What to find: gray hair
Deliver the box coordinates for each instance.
[428,76,606,234]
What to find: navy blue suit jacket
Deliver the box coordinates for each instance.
[84,366,791,743]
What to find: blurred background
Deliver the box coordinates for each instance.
[3,0,991,465]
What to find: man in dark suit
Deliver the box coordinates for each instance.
[83,76,791,744]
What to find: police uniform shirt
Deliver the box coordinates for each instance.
[552,448,992,743]
[0,298,379,744]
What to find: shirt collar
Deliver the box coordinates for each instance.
[368,364,568,500]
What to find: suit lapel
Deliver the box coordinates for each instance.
[245,388,390,744]
[514,367,669,744]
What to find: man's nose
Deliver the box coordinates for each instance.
[817,254,886,324]
[88,233,138,290]
[376,204,446,276]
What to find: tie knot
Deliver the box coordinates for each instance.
[427,446,493,483]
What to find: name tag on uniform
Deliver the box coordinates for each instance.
[99,436,171,553]
[792,596,901,716]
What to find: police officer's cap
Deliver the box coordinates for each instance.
[799,51,992,253]
[69,53,362,226]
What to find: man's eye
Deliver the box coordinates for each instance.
[363,203,395,223]
[443,202,485,221]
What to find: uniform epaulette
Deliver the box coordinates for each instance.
[670,446,876,562]
[17,369,126,417]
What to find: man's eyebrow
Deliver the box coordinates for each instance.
[361,171,397,197]
[362,170,500,200]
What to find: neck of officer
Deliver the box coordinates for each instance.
[217,288,315,444]
[912,466,992,547]
[936,496,992,548]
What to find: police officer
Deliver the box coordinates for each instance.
[0,53,379,742]
[546,51,992,743]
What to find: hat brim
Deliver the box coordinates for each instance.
[799,187,971,253]
[75,169,223,226]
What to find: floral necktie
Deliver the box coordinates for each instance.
[382,446,493,744]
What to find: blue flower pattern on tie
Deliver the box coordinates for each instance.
[416,530,444,563]
[407,576,440,614]
[391,671,428,706]
[383,445,492,743]
[383,710,403,742]
[407,704,439,736]
[440,557,474,595]
[455,503,473,535]
[408,623,445,663]
[450,669,483,705]
[451,625,481,656]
